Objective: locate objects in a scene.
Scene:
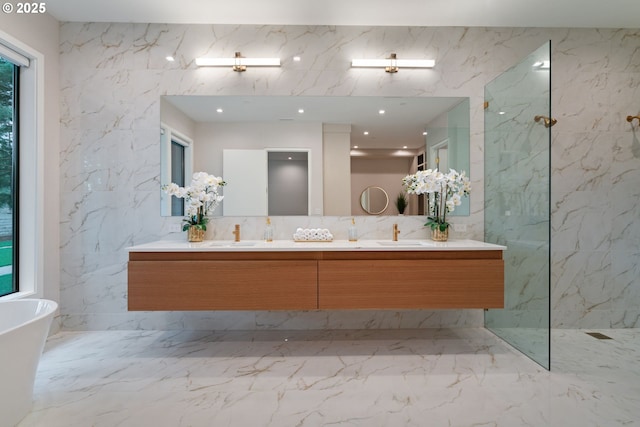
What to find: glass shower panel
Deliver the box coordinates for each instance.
[484,42,551,369]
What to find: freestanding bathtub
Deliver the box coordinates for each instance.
[0,299,57,427]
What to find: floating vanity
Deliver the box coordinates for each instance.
[127,239,505,311]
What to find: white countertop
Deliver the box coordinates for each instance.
[127,239,506,252]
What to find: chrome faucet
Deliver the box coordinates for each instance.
[233,224,241,242]
[393,223,400,241]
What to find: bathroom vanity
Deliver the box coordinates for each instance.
[127,240,505,311]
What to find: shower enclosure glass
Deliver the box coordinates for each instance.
[484,42,551,369]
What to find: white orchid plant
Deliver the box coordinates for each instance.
[402,168,471,232]
[162,172,226,231]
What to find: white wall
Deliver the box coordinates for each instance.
[57,23,640,330]
[426,111,449,169]
[194,121,324,215]
[323,124,352,216]
[160,98,196,140]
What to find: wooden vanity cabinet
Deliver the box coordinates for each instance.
[128,252,318,311]
[317,251,504,309]
[128,249,504,311]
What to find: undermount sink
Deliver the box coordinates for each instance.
[376,241,426,246]
[207,241,257,247]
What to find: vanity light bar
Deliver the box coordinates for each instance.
[351,59,435,68]
[351,56,435,71]
[196,52,432,71]
[195,52,280,70]
[195,58,281,66]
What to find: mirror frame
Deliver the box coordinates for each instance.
[360,186,389,215]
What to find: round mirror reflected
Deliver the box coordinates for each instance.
[360,186,389,215]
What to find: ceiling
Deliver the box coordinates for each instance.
[45,0,640,28]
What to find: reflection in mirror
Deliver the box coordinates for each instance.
[267,151,309,215]
[222,149,310,216]
[160,124,193,217]
[430,139,448,170]
[360,186,389,215]
[160,96,470,217]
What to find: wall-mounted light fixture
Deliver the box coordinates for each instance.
[195,52,281,71]
[351,53,435,73]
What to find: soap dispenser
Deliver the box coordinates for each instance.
[348,217,358,242]
[264,217,274,242]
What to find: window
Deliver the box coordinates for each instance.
[160,124,193,216]
[170,140,185,216]
[0,55,18,297]
[0,33,44,300]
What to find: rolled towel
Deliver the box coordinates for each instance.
[294,228,333,241]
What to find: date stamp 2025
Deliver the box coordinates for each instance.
[2,2,47,14]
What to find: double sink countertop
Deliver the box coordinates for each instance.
[127,239,506,252]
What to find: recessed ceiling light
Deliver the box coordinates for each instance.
[363,131,369,135]
[293,56,301,62]
[216,108,223,113]
[288,157,292,160]
[499,111,506,115]
[165,56,175,62]
[298,108,304,114]
[422,131,428,135]
[403,146,408,149]
[378,109,385,115]
[353,145,359,149]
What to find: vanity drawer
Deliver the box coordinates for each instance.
[128,260,318,311]
[318,259,504,309]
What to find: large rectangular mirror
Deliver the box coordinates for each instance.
[160,95,470,216]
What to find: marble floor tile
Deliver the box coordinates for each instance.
[17,328,640,427]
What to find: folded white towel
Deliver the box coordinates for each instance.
[293,227,333,241]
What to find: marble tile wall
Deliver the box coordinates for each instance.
[550,29,640,328]
[58,24,640,330]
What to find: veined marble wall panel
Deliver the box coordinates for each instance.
[58,23,640,330]
[550,28,640,328]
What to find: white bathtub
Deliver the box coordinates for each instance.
[0,299,57,427]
